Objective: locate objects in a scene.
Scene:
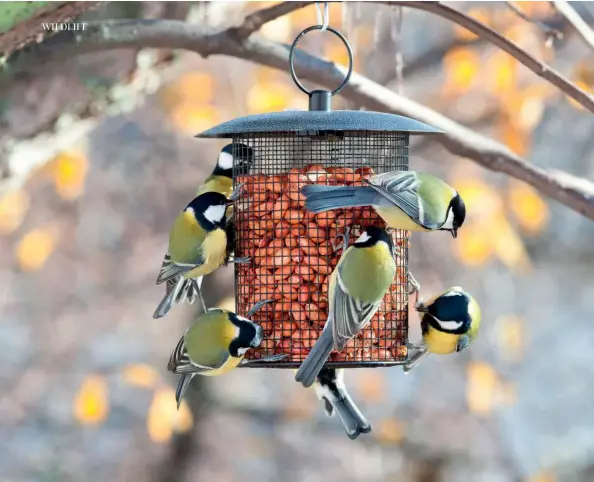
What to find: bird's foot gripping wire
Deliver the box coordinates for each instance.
[227,256,251,265]
[333,226,352,253]
[408,272,421,296]
[246,299,274,317]
[227,183,246,202]
[239,353,288,366]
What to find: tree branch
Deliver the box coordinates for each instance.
[551,0,594,54]
[221,1,594,114]
[2,18,594,221]
[505,1,563,46]
[229,1,313,40]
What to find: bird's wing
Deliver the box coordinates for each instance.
[456,334,471,353]
[156,252,205,285]
[168,336,228,374]
[331,268,381,351]
[365,171,441,229]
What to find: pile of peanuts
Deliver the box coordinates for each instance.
[234,164,409,364]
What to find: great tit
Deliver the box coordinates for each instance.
[295,226,396,388]
[403,286,481,373]
[301,170,466,238]
[196,143,254,198]
[153,186,245,319]
[168,300,287,408]
[314,368,372,440]
[197,142,254,271]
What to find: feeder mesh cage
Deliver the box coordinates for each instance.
[232,131,410,368]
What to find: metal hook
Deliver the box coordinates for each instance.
[316,2,329,31]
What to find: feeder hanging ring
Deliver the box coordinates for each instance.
[288,25,354,98]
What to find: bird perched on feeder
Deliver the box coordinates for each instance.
[168,300,287,408]
[301,170,466,238]
[153,186,248,319]
[403,286,481,373]
[295,226,396,388]
[314,367,372,440]
[196,143,254,198]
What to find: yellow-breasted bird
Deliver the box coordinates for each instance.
[153,186,245,319]
[179,143,254,305]
[168,300,286,408]
[295,226,396,388]
[314,367,372,440]
[403,286,481,373]
[302,170,466,238]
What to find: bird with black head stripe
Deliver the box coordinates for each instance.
[168,300,286,408]
[404,286,481,372]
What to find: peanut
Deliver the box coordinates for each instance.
[234,168,407,364]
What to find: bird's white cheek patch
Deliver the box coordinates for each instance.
[237,347,249,356]
[356,231,371,243]
[218,152,234,170]
[438,320,464,331]
[204,205,226,224]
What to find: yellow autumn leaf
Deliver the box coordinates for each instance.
[246,81,293,114]
[51,151,89,201]
[354,370,386,403]
[525,472,557,482]
[451,176,503,219]
[508,180,549,235]
[454,223,494,267]
[122,364,160,389]
[466,361,499,415]
[442,47,480,94]
[495,314,525,362]
[489,212,532,272]
[487,51,517,95]
[374,418,405,445]
[574,59,594,87]
[453,8,492,41]
[168,103,220,135]
[73,375,109,426]
[0,190,29,235]
[16,228,56,271]
[500,119,530,157]
[159,72,214,111]
[147,387,194,443]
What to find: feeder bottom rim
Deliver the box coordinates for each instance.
[239,361,408,369]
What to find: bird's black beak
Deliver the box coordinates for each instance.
[415,302,428,313]
[226,199,235,207]
[451,228,458,239]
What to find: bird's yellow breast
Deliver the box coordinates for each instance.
[375,206,431,232]
[197,176,233,198]
[200,355,243,376]
[423,326,460,355]
[184,228,227,279]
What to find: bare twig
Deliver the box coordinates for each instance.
[505,1,563,47]
[552,0,594,54]
[229,1,313,40]
[3,19,594,222]
[224,1,594,114]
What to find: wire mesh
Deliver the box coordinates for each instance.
[232,131,409,368]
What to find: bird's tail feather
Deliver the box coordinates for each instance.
[302,185,380,214]
[403,348,429,373]
[331,387,373,440]
[175,374,193,409]
[295,327,334,387]
[153,277,202,319]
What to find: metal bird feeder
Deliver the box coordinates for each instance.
[196,21,441,369]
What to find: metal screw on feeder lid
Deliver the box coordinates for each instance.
[288,23,354,112]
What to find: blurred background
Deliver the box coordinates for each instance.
[1,1,594,481]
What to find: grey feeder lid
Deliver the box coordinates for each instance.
[195,110,443,139]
